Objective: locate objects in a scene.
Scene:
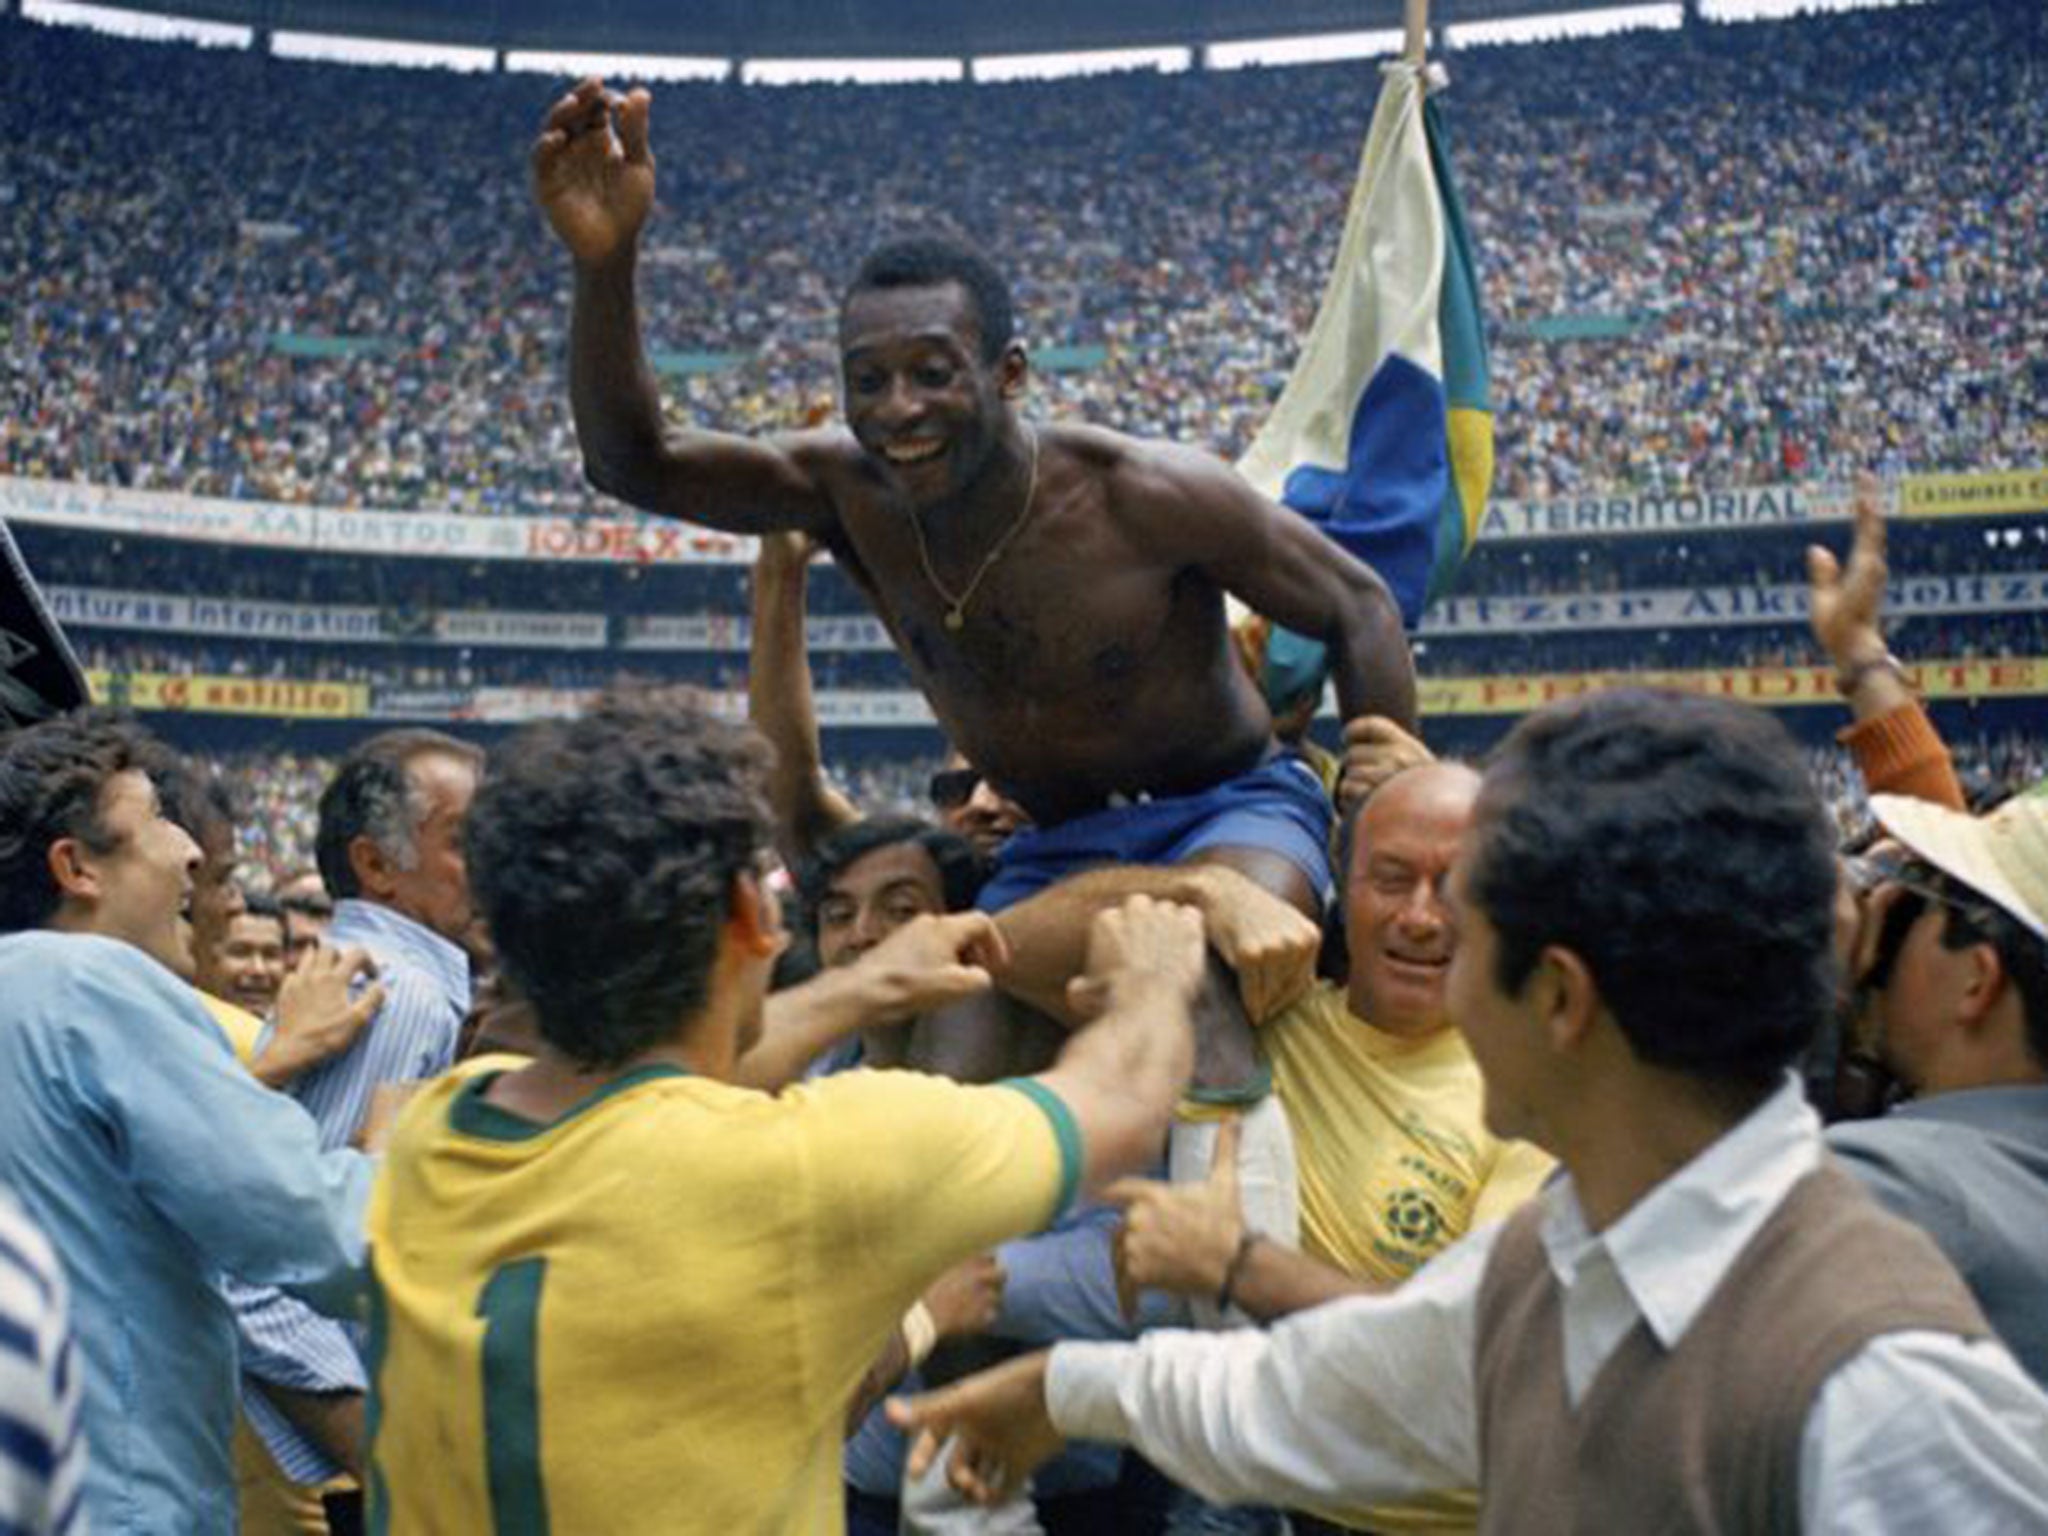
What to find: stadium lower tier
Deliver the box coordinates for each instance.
[81,655,2048,751]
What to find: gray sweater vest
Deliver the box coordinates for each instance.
[1473,1160,1988,1535]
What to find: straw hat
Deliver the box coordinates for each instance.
[1869,792,2048,942]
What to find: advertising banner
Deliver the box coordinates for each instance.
[49,587,611,649]
[1900,470,2048,520]
[0,478,760,566]
[1477,481,1859,543]
[369,687,478,720]
[433,610,609,648]
[1422,570,2048,635]
[1415,656,2047,717]
[49,587,387,643]
[88,670,368,719]
[622,613,894,651]
[9,471,2041,563]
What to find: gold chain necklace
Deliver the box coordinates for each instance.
[908,426,1040,631]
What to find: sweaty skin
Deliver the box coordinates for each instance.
[535,80,1416,1088]
[537,83,1413,822]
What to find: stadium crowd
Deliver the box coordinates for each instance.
[2,0,2043,516]
[2,3,2046,1521]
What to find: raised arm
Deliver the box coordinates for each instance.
[730,911,1009,1091]
[1139,447,1417,730]
[1805,474,1963,809]
[748,533,860,867]
[533,79,841,534]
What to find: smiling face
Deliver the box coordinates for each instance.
[839,281,1024,507]
[931,753,1028,860]
[187,818,244,994]
[62,768,204,978]
[1343,764,1481,1034]
[219,909,288,1014]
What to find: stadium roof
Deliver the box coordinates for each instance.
[45,0,1704,60]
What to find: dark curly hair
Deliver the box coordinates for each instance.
[797,816,983,937]
[0,708,176,933]
[1470,689,1839,1087]
[160,761,241,856]
[464,688,772,1070]
[843,235,1016,362]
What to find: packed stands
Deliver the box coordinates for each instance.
[2,0,2042,820]
[2,0,2042,509]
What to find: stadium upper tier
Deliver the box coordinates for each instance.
[2,0,2042,516]
[19,0,1541,59]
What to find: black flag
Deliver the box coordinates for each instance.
[0,519,90,733]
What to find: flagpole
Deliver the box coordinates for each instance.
[1404,0,1430,65]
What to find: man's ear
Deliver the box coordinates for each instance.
[348,834,399,902]
[1955,940,2006,1032]
[725,871,784,960]
[1537,944,1601,1054]
[998,343,1029,401]
[46,837,100,902]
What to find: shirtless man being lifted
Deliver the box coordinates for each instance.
[533,81,1415,1108]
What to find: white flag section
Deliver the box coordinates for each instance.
[1236,59,1493,635]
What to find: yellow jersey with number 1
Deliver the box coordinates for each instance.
[364,1057,1078,1535]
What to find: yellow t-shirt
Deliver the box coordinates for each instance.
[365,1058,1077,1535]
[1265,983,1553,1535]
[199,990,264,1067]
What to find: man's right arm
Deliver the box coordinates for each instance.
[1026,896,1208,1195]
[731,912,1010,1091]
[748,533,860,867]
[1806,474,1963,809]
[536,79,842,535]
[888,1226,1498,1513]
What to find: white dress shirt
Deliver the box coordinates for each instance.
[1049,1078,2048,1531]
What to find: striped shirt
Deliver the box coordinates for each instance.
[232,899,470,1485]
[1,1193,88,1535]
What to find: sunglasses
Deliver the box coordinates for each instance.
[928,767,983,811]
[1862,856,2002,992]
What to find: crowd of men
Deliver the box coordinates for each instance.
[4,1,2047,1524]
[3,0,2043,512]
[4,522,2048,1530]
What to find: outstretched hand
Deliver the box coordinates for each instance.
[1107,1117,1245,1319]
[1062,895,1208,1021]
[257,945,384,1087]
[1191,868,1320,1025]
[888,1351,1065,1507]
[531,78,656,266]
[1338,715,1434,814]
[1806,473,1888,671]
[856,911,1011,1024]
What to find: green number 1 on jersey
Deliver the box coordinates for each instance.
[478,1257,550,1534]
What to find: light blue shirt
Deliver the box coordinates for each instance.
[234,897,470,1483]
[0,931,371,1535]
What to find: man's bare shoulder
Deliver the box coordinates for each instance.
[1048,423,1240,508]
[773,424,870,488]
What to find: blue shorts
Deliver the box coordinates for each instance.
[977,753,1334,913]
